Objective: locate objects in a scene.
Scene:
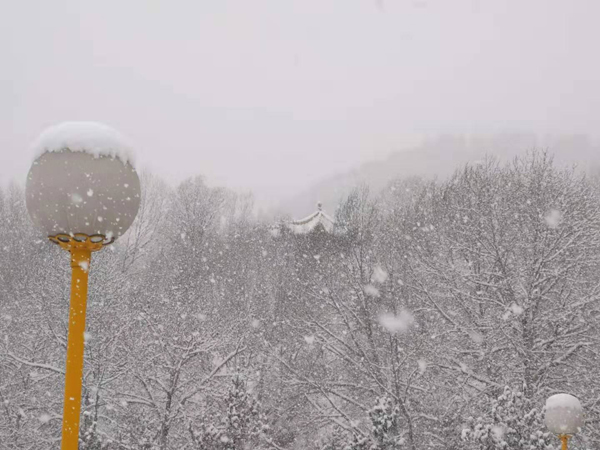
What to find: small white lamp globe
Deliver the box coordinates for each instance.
[545,393,584,435]
[25,122,141,243]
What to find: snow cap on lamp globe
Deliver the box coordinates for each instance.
[25,121,141,241]
[544,393,584,435]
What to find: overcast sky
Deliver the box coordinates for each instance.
[2,0,600,207]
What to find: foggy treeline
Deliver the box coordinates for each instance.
[2,150,600,449]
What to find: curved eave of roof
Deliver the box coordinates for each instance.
[289,211,335,234]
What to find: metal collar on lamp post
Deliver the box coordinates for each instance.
[544,393,584,450]
[25,122,141,450]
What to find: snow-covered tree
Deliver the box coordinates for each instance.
[3,150,600,449]
[462,386,552,450]
[191,376,271,449]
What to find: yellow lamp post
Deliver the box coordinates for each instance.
[544,393,584,450]
[25,122,140,449]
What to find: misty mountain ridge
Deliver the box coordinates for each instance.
[281,133,600,219]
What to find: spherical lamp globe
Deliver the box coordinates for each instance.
[25,122,141,243]
[545,393,584,436]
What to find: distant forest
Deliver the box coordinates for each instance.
[286,134,600,218]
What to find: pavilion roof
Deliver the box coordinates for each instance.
[289,202,335,235]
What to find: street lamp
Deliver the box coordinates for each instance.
[544,393,584,450]
[25,122,140,449]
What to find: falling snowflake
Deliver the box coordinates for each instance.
[510,303,524,315]
[544,209,562,228]
[379,311,414,333]
[372,265,388,283]
[364,284,380,297]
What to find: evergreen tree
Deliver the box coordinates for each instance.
[462,386,552,450]
[193,376,271,450]
[344,396,404,450]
